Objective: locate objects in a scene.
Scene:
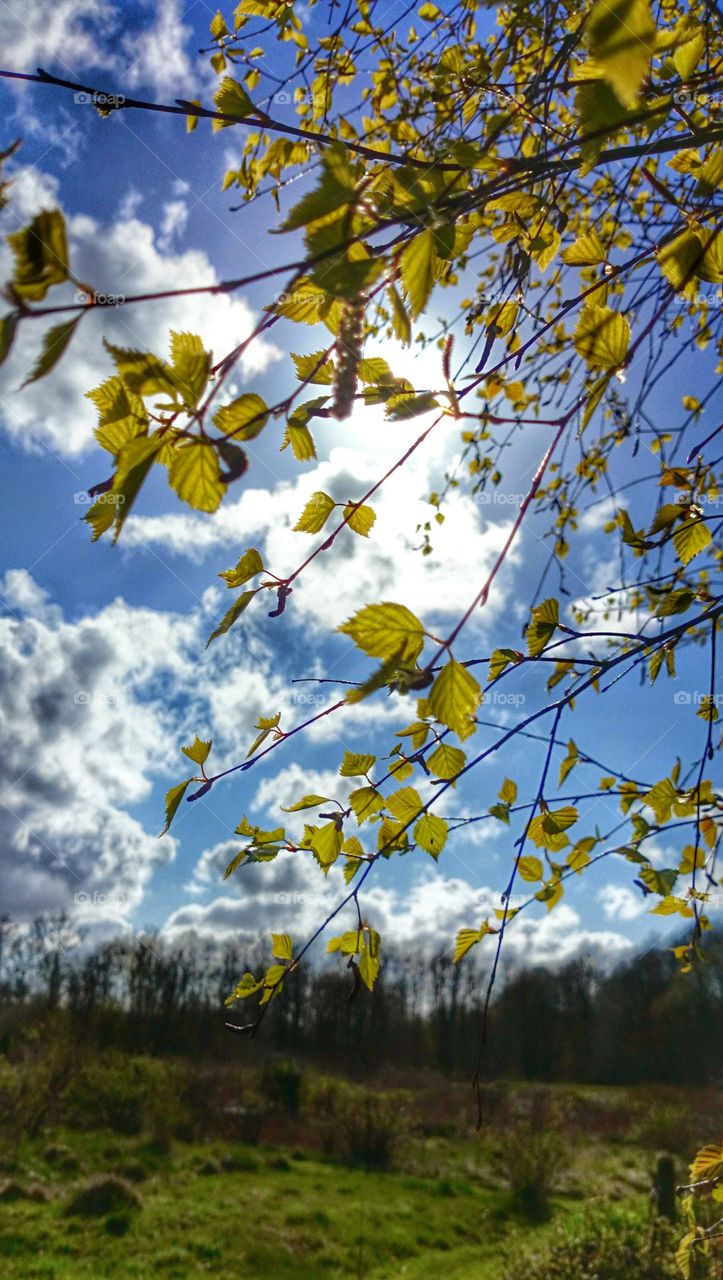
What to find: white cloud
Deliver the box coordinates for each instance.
[0,167,282,456]
[119,0,197,98]
[166,852,634,972]
[0,573,294,926]
[598,882,647,921]
[0,0,117,75]
[0,0,203,98]
[124,440,519,632]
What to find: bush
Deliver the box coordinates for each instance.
[338,1093,405,1170]
[498,1124,567,1215]
[65,1175,143,1218]
[262,1059,304,1117]
[503,1213,686,1280]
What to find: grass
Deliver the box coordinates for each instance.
[1,1071,712,1280]
[0,1124,651,1280]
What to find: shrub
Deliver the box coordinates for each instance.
[64,1175,143,1218]
[498,1123,567,1215]
[262,1059,304,1117]
[503,1213,687,1280]
[338,1093,405,1170]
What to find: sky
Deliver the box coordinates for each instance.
[0,0,719,981]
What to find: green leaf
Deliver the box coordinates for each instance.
[344,502,375,536]
[281,794,330,811]
[558,740,579,786]
[170,331,210,407]
[529,806,579,851]
[672,517,712,566]
[359,933,380,991]
[271,933,293,960]
[293,490,336,533]
[274,277,330,324]
[561,227,607,265]
[386,392,440,420]
[309,821,343,868]
[214,75,257,125]
[0,313,18,366]
[574,305,630,370]
[427,659,482,741]
[340,751,376,777]
[291,350,334,384]
[159,778,192,835]
[414,813,447,858]
[89,434,164,544]
[499,778,517,805]
[386,786,423,821]
[338,602,425,665]
[518,854,544,882]
[213,392,269,439]
[427,743,466,781]
[527,598,559,657]
[8,209,69,300]
[453,923,488,963]
[587,0,656,108]
[283,421,317,461]
[401,228,436,319]
[206,589,258,645]
[182,735,212,766]
[169,441,225,512]
[348,785,385,824]
[218,547,265,588]
[103,342,178,398]
[674,31,704,80]
[489,648,521,681]
[21,316,81,387]
[358,357,395,385]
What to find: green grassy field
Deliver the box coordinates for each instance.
[0,1121,656,1279]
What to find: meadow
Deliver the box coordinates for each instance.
[1,1054,718,1279]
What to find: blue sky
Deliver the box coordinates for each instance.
[0,0,719,977]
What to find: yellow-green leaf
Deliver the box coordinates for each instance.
[574,305,630,370]
[414,813,448,857]
[169,441,225,512]
[427,658,482,741]
[293,490,336,533]
[339,602,425,665]
[587,0,656,108]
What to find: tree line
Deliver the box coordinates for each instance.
[0,917,720,1086]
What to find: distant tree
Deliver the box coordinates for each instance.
[1,1,722,1265]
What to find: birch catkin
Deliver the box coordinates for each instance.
[331,298,364,420]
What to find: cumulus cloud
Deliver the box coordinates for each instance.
[0,0,202,98]
[0,166,282,456]
[598,882,647,921]
[124,439,519,632]
[0,573,296,926]
[166,849,634,973]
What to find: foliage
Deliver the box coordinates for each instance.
[503,1211,684,1280]
[1,3,722,1263]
